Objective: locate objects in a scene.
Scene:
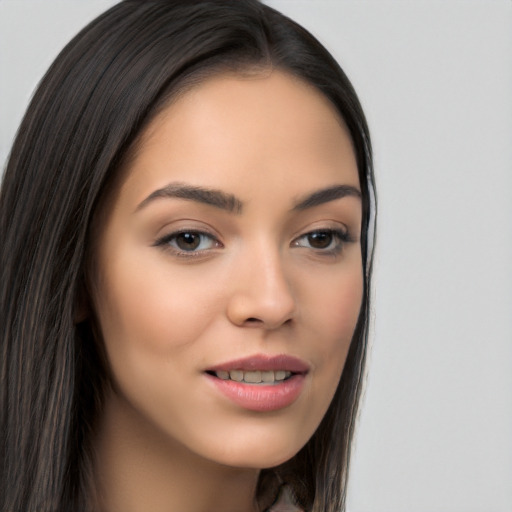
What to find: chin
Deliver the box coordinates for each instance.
[196,421,313,470]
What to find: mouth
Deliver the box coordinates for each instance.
[204,354,309,412]
[205,353,309,384]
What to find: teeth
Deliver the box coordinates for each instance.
[244,370,261,383]
[261,371,275,383]
[215,370,292,384]
[229,370,244,382]
[275,370,286,381]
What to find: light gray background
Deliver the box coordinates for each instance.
[1,1,511,511]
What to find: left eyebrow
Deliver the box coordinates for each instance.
[292,184,361,211]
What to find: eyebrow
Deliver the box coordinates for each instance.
[135,182,361,214]
[135,182,243,214]
[292,184,361,211]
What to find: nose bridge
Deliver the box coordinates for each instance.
[226,235,296,328]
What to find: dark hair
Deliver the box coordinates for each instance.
[0,1,375,511]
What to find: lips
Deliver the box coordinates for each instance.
[206,354,310,373]
[205,354,309,412]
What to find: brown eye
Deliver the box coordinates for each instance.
[292,228,349,255]
[307,231,333,249]
[155,230,220,254]
[176,232,202,251]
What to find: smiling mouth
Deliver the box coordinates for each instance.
[207,369,293,384]
[205,355,308,411]
[205,354,309,386]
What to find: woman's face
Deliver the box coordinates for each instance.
[91,70,363,469]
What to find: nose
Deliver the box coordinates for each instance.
[226,246,297,330]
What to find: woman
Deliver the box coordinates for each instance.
[0,1,375,511]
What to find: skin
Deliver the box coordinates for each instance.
[90,70,363,512]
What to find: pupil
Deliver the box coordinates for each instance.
[308,231,332,249]
[177,233,200,250]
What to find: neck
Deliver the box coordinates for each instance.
[92,388,260,512]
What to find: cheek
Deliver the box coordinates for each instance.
[303,264,363,387]
[95,251,221,356]
[92,257,222,413]
[91,258,227,419]
[307,265,363,345]
[330,271,364,342]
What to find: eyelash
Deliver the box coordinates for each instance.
[154,228,352,258]
[154,229,223,258]
[292,228,351,256]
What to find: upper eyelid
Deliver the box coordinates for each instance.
[292,223,350,240]
[154,228,221,247]
[154,221,221,239]
[293,228,350,244]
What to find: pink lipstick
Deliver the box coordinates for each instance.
[205,354,309,412]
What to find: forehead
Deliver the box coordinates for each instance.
[146,69,348,135]
[119,70,359,205]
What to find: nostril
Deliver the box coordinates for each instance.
[246,317,262,323]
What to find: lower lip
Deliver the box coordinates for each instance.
[206,373,306,412]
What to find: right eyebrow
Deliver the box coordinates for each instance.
[134,182,244,214]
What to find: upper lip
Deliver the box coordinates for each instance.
[206,354,310,373]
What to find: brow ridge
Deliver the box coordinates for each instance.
[135,182,243,213]
[292,184,361,211]
[136,182,360,214]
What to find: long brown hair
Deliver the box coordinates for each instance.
[0,1,375,510]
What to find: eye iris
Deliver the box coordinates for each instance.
[308,231,333,249]
[176,232,201,251]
